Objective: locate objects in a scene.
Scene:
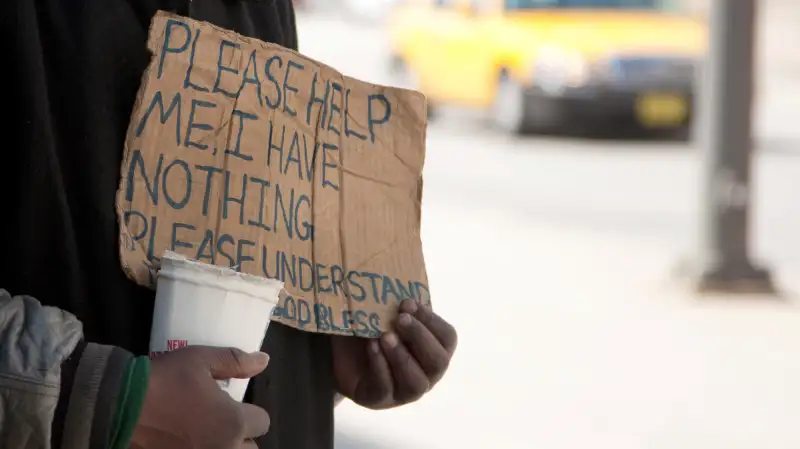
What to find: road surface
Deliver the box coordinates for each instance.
[293,14,800,449]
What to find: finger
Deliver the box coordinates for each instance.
[355,340,394,407]
[394,313,451,382]
[196,347,270,380]
[380,333,430,404]
[401,300,458,355]
[238,403,271,439]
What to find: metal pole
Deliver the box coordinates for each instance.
[694,0,775,294]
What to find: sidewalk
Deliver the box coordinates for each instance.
[336,188,800,449]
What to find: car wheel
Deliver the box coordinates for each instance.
[491,74,529,134]
[492,73,571,135]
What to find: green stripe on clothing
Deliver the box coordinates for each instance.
[110,356,151,449]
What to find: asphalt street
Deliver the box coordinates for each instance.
[292,13,800,449]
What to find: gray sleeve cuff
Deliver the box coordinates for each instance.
[0,290,85,449]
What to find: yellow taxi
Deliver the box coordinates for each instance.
[386,0,707,135]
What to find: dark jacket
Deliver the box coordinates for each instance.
[0,1,334,448]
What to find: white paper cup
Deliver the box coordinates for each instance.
[149,251,284,401]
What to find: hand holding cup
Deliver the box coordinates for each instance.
[131,346,271,449]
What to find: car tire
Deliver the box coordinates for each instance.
[492,74,568,136]
[491,74,530,135]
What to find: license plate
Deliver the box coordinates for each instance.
[635,93,688,128]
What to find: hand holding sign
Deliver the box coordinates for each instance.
[332,299,458,409]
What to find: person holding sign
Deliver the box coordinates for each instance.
[0,1,458,449]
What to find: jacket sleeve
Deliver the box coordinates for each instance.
[0,290,135,449]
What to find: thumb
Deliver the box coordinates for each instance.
[195,347,270,380]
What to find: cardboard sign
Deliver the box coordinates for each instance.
[116,11,430,337]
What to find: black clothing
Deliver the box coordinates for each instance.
[3,1,334,447]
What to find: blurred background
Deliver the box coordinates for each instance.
[292,1,799,448]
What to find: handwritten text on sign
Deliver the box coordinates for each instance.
[116,12,430,337]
